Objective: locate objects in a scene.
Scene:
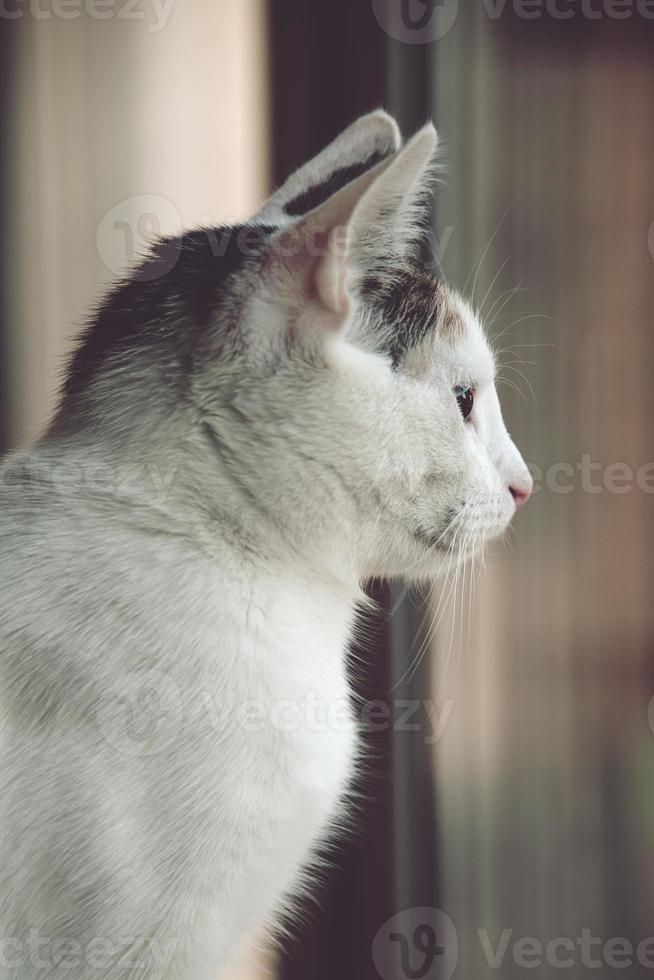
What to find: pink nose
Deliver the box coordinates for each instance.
[510,482,532,509]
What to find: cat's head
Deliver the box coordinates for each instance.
[60,111,532,584]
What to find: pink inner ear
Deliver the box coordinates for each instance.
[314,228,351,317]
[315,253,349,317]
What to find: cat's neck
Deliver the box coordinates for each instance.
[31,427,365,599]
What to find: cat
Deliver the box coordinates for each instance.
[0,110,532,979]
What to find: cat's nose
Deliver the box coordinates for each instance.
[509,475,533,509]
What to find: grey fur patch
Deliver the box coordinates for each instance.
[362,267,457,366]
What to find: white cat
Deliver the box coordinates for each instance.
[0,111,532,979]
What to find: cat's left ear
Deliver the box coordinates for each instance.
[265,123,438,325]
[255,110,402,224]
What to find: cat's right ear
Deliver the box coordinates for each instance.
[258,124,438,338]
[255,110,401,224]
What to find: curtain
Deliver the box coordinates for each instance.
[431,8,654,977]
[3,0,270,450]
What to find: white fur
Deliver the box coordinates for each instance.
[0,113,531,979]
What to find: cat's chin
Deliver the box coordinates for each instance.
[420,534,490,579]
[381,546,478,587]
[413,525,488,561]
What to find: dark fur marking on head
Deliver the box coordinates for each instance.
[283,152,385,218]
[61,225,276,401]
[362,267,445,367]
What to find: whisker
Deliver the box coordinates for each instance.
[484,282,526,330]
[502,363,537,405]
[389,530,458,693]
[496,376,528,405]
[398,518,467,692]
[432,523,470,698]
[491,312,555,345]
[477,257,509,321]
[466,202,515,309]
[499,342,555,350]
[495,353,536,368]
[435,540,464,699]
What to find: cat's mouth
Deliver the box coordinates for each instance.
[414,525,451,553]
[414,504,465,554]
[414,526,487,563]
[414,502,507,557]
[414,507,466,554]
[416,485,522,558]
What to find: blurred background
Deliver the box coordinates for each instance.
[1,2,654,978]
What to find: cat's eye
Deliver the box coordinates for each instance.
[455,385,474,422]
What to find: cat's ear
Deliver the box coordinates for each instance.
[255,110,402,224]
[265,123,438,324]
